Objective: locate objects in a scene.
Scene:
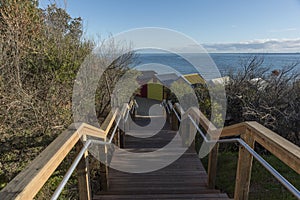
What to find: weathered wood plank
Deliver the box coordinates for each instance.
[94,193,229,200]
[0,124,81,200]
[208,143,219,189]
[6,99,299,200]
[218,123,246,137]
[81,123,106,138]
[164,102,300,199]
[100,109,119,135]
[171,109,179,131]
[234,128,255,200]
[76,136,92,200]
[0,121,109,200]
[246,121,300,174]
[0,101,130,200]
[96,116,229,200]
[100,111,114,130]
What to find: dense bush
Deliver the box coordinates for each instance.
[0,1,135,198]
[0,0,93,196]
[171,55,299,146]
[225,56,300,146]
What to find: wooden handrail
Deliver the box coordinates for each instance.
[100,108,119,135]
[0,123,104,200]
[169,103,300,200]
[245,121,300,174]
[177,105,300,174]
[218,122,246,137]
[212,121,300,174]
[0,102,131,200]
[2,100,298,200]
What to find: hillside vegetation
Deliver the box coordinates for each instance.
[0,1,136,198]
[0,1,299,199]
[0,0,93,196]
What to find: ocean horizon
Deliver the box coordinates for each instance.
[133,52,300,78]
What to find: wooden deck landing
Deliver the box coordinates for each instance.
[94,116,229,200]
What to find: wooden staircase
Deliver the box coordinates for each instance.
[94,116,229,200]
[1,99,299,200]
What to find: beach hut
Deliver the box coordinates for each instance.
[209,76,231,86]
[136,70,164,101]
[136,71,208,101]
[182,73,206,86]
[155,73,180,100]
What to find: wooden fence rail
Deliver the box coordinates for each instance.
[171,103,300,200]
[1,99,299,200]
[0,103,131,200]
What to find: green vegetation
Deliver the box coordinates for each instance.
[0,1,92,197]
[201,149,300,200]
[225,56,300,146]
[193,56,300,199]
[0,1,298,199]
[0,0,134,198]
[191,55,300,145]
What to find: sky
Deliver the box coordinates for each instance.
[39,0,300,53]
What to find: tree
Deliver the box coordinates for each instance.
[0,2,136,197]
[0,2,92,197]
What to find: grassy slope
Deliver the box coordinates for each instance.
[201,151,300,200]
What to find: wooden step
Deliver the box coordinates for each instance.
[93,193,229,200]
[94,113,229,199]
[104,187,222,194]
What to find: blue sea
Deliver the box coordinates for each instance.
[134,53,300,79]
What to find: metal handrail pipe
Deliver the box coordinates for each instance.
[134,99,139,109]
[167,101,173,111]
[187,113,300,198]
[172,107,181,122]
[51,139,110,200]
[162,101,171,114]
[109,115,122,143]
[237,139,300,199]
[51,140,92,200]
[124,109,130,122]
[188,114,209,143]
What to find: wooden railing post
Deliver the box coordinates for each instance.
[182,112,197,148]
[121,118,126,148]
[234,128,255,200]
[171,110,179,131]
[76,136,92,200]
[189,117,196,148]
[207,143,219,189]
[119,128,125,148]
[116,127,121,148]
[125,116,130,133]
[100,138,110,191]
[99,163,109,191]
[114,126,119,146]
[130,106,136,121]
[164,101,171,125]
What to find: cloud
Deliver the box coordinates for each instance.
[269,28,297,33]
[202,38,300,53]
